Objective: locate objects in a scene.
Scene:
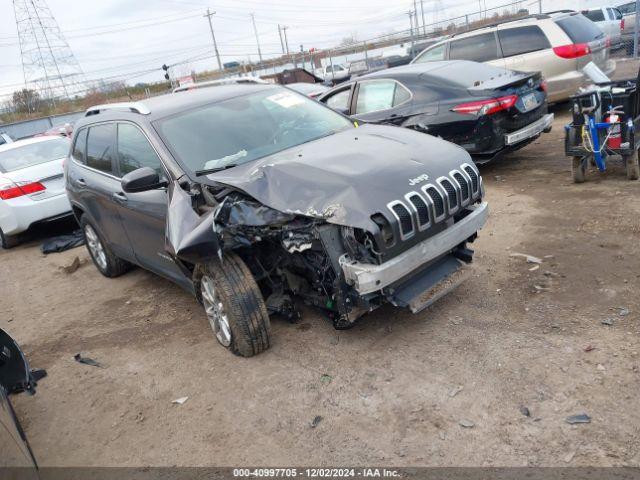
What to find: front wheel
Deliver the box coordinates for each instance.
[624,152,640,180]
[195,253,271,357]
[572,156,587,183]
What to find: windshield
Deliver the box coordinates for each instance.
[0,138,69,172]
[156,88,353,173]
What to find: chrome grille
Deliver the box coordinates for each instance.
[463,165,479,193]
[453,171,470,203]
[390,202,414,237]
[425,186,445,219]
[407,193,429,228]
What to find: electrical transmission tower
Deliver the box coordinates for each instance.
[12,0,87,103]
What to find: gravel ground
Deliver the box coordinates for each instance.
[1,106,639,467]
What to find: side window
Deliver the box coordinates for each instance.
[324,88,351,112]
[117,123,163,176]
[86,124,115,174]
[449,32,499,62]
[498,26,552,57]
[613,8,623,20]
[71,128,87,164]
[355,81,411,114]
[413,43,446,63]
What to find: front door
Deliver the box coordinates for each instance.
[112,122,188,287]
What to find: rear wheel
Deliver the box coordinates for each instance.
[80,216,130,277]
[624,152,640,180]
[0,228,19,249]
[572,156,588,183]
[195,253,271,357]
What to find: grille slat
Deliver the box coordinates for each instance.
[391,203,413,236]
[440,179,457,210]
[408,194,429,227]
[464,166,479,193]
[453,172,470,202]
[425,186,445,219]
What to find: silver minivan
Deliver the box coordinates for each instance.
[412,12,616,103]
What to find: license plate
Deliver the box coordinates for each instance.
[522,93,538,112]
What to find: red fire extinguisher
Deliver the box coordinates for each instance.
[606,111,622,149]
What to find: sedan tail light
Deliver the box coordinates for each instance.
[540,79,548,92]
[452,95,518,116]
[0,181,46,200]
[553,43,591,59]
[621,18,625,31]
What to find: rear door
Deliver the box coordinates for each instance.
[350,79,413,124]
[498,25,553,74]
[447,31,506,69]
[113,122,187,286]
[66,123,134,260]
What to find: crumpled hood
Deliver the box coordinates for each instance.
[205,124,473,231]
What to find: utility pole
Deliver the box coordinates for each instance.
[300,45,305,70]
[250,13,263,63]
[408,10,415,49]
[538,0,542,13]
[204,8,222,71]
[277,24,285,54]
[413,0,419,38]
[282,25,291,58]
[420,0,426,35]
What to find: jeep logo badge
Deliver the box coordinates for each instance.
[409,174,429,186]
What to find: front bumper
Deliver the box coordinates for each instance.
[339,201,489,295]
[505,113,554,146]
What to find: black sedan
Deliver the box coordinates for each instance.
[317,61,554,163]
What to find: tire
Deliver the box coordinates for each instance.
[0,228,19,249]
[80,215,130,278]
[195,253,271,357]
[572,156,587,183]
[625,152,640,180]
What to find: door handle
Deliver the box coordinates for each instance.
[112,192,128,202]
[75,178,87,187]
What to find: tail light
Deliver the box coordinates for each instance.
[622,18,625,31]
[540,79,548,92]
[0,181,46,200]
[553,43,591,59]
[452,95,518,116]
[605,36,612,48]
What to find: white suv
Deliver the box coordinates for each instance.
[411,12,615,103]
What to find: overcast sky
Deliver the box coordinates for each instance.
[0,0,609,100]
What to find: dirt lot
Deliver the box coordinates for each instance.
[2,105,640,467]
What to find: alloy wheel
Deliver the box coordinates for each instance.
[201,275,232,347]
[84,224,107,271]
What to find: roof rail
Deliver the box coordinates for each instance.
[173,77,267,93]
[449,14,550,37]
[545,9,577,15]
[85,102,151,117]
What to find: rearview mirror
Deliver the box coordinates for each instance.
[121,167,167,193]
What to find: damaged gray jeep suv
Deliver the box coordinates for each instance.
[65,84,488,357]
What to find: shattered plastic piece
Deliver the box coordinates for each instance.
[601,318,615,326]
[310,415,323,428]
[618,308,630,317]
[520,406,531,417]
[510,253,543,264]
[172,396,189,405]
[459,419,475,428]
[73,353,102,368]
[41,229,85,254]
[448,385,464,398]
[566,414,591,424]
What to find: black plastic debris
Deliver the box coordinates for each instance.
[566,414,591,424]
[310,415,323,428]
[41,230,85,254]
[520,406,531,417]
[73,353,103,368]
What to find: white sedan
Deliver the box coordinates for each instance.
[0,136,72,248]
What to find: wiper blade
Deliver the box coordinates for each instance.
[194,164,238,176]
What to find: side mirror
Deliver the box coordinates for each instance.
[121,167,167,193]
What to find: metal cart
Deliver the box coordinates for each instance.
[564,73,640,183]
